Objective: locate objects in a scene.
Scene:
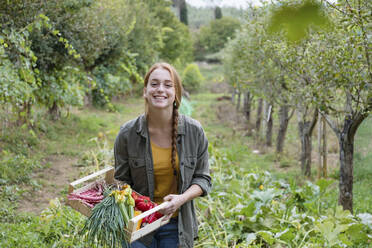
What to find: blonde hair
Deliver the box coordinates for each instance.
[144,62,182,179]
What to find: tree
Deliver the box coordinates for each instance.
[180,0,188,25]
[214,6,222,19]
[223,0,371,211]
[198,16,240,54]
[307,0,372,211]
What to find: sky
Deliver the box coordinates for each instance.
[186,0,263,8]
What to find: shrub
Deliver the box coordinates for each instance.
[182,64,204,93]
[0,150,42,185]
[195,16,241,59]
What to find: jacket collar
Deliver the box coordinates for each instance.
[136,113,185,138]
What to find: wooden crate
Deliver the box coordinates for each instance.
[66,166,170,243]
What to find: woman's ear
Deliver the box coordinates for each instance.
[143,87,147,98]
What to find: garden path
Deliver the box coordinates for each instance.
[18,156,79,214]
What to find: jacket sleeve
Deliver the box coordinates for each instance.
[114,129,132,185]
[191,127,212,196]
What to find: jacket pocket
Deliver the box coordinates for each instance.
[129,158,146,168]
[183,156,197,188]
[129,158,147,189]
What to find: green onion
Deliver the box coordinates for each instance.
[81,188,130,248]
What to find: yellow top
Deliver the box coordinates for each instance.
[151,141,179,217]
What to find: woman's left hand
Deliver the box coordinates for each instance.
[160,185,203,220]
[160,194,185,220]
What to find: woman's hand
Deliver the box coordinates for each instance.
[160,184,204,220]
[160,194,185,220]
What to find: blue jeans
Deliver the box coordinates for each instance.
[130,218,179,248]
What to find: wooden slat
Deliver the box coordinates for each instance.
[128,216,170,243]
[129,202,169,224]
[70,166,113,188]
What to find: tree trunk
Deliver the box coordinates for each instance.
[321,92,369,212]
[49,101,61,121]
[243,91,251,122]
[231,89,236,105]
[236,91,241,111]
[322,117,327,177]
[266,104,273,147]
[338,124,354,212]
[318,113,328,178]
[17,100,32,126]
[255,98,263,132]
[262,101,268,133]
[244,92,253,136]
[317,112,322,178]
[276,105,292,154]
[336,113,365,213]
[297,109,318,177]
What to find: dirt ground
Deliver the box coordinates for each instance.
[18,156,79,214]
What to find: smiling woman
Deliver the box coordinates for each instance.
[114,62,212,248]
[144,67,177,113]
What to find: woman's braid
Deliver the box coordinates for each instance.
[171,105,179,176]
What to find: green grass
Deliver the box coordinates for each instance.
[197,63,225,92]
[37,98,144,156]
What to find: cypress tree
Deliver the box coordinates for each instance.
[180,0,188,25]
[214,6,222,19]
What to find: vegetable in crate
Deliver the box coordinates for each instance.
[67,182,104,208]
[131,191,164,225]
[82,185,136,248]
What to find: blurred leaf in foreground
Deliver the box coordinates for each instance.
[268,0,332,42]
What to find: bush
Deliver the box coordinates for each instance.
[0,199,87,248]
[0,150,42,185]
[182,64,204,93]
[195,16,241,59]
[156,7,193,64]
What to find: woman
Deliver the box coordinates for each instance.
[114,62,212,248]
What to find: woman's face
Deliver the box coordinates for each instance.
[144,68,176,111]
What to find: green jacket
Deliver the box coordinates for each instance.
[114,114,212,248]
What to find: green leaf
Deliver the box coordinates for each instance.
[268,0,331,42]
[257,230,275,245]
[275,228,295,242]
[347,223,368,244]
[316,178,335,193]
[39,14,49,21]
[245,233,256,245]
[240,201,256,217]
[335,205,352,220]
[19,68,35,84]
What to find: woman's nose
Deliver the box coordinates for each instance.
[157,83,165,92]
